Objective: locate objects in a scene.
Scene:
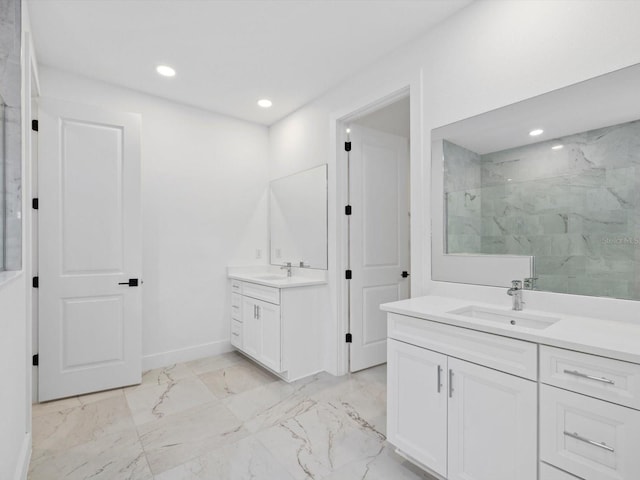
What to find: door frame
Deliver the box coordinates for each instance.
[329,70,423,376]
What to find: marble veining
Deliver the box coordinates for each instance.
[30,351,433,480]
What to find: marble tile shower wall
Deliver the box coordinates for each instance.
[479,120,640,299]
[0,0,22,271]
[444,140,482,254]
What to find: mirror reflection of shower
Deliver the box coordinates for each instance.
[443,118,640,300]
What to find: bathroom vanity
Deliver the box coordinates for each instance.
[382,296,640,480]
[228,269,328,382]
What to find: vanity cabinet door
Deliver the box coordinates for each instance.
[387,339,448,477]
[256,299,282,372]
[447,357,537,480]
[241,297,261,360]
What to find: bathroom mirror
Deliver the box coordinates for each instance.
[270,164,328,270]
[432,63,640,300]
[0,94,5,271]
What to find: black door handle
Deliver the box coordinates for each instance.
[118,278,139,287]
[401,271,410,278]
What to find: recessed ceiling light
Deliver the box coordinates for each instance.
[257,99,273,108]
[529,129,544,137]
[156,65,176,77]
[551,144,564,150]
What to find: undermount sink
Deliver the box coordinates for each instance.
[250,274,288,280]
[448,305,560,330]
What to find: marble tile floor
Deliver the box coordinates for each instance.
[29,351,436,480]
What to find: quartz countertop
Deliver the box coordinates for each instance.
[228,266,327,288]
[381,295,640,365]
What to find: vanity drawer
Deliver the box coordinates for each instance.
[540,463,582,480]
[540,345,640,410]
[231,293,242,320]
[388,313,537,380]
[540,384,640,480]
[231,319,242,348]
[231,279,242,293]
[242,281,280,305]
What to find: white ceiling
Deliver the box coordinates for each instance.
[27,0,472,125]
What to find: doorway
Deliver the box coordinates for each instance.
[339,92,411,373]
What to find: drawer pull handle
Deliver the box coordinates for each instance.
[231,332,239,337]
[232,305,239,309]
[563,369,615,385]
[437,365,442,393]
[563,431,614,452]
[449,369,454,398]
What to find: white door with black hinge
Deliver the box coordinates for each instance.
[38,97,142,401]
[349,125,410,372]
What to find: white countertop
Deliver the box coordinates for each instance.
[381,295,640,365]
[227,265,327,288]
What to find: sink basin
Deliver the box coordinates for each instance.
[448,305,560,330]
[250,274,288,281]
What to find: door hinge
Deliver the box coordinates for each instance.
[345,333,352,343]
[345,270,352,280]
[32,354,39,366]
[32,119,39,132]
[32,198,39,210]
[344,141,351,152]
[345,205,352,215]
[32,276,39,288]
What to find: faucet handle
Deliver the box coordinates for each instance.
[523,277,538,290]
[511,280,522,289]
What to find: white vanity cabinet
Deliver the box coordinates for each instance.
[539,346,640,480]
[229,278,326,382]
[384,297,640,480]
[387,313,537,480]
[241,295,281,372]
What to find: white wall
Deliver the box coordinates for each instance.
[352,96,410,138]
[269,0,640,374]
[38,67,270,368]
[0,276,29,480]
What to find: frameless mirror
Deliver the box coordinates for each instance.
[432,63,640,300]
[0,94,5,271]
[270,164,328,269]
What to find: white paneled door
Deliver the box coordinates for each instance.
[38,98,142,401]
[350,125,410,372]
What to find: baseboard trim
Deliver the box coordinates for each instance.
[14,432,31,480]
[142,340,234,371]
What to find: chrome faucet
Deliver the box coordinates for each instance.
[507,280,524,311]
[280,262,292,277]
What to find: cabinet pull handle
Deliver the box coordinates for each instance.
[254,305,257,319]
[563,431,614,452]
[563,369,615,385]
[437,365,442,393]
[257,306,260,320]
[448,369,454,398]
[232,305,239,310]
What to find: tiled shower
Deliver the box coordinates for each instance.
[445,119,640,299]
